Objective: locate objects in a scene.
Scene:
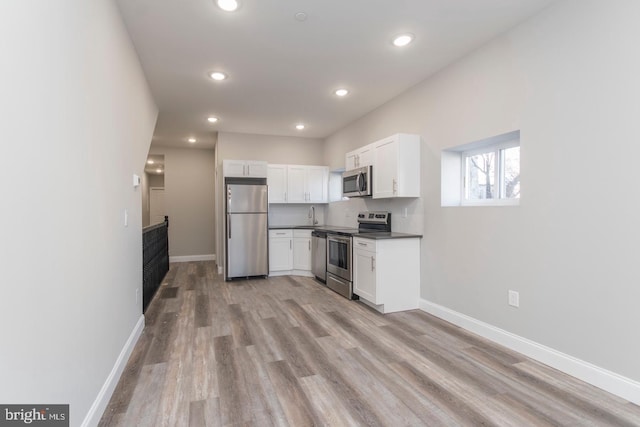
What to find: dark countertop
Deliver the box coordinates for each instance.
[268,225,421,239]
[352,232,422,240]
[269,225,317,230]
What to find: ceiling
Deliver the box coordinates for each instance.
[116,0,558,149]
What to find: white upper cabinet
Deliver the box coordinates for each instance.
[306,166,329,203]
[267,164,328,204]
[267,164,288,203]
[223,159,268,178]
[372,134,420,199]
[287,165,308,203]
[345,143,374,171]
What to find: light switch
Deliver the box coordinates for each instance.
[133,174,141,187]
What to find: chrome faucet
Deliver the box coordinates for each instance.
[309,205,318,225]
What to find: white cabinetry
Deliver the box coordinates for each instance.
[267,164,288,203]
[372,134,420,198]
[353,236,420,313]
[267,164,329,204]
[345,143,374,171]
[223,160,268,178]
[305,166,329,203]
[269,230,293,272]
[269,229,313,277]
[292,230,312,271]
[354,240,377,302]
[287,166,307,203]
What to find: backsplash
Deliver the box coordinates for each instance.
[325,197,423,234]
[268,204,327,226]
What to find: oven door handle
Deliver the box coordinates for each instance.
[328,235,351,244]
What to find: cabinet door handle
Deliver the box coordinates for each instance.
[308,241,311,251]
[371,256,375,271]
[227,215,231,239]
[290,240,292,250]
[247,164,251,175]
[358,242,367,246]
[243,165,246,176]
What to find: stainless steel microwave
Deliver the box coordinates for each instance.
[342,165,372,197]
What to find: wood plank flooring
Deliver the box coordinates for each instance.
[99,261,640,426]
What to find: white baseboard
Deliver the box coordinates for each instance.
[169,254,216,263]
[419,299,640,406]
[81,315,145,427]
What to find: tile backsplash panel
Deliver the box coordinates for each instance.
[326,197,423,234]
[268,204,326,226]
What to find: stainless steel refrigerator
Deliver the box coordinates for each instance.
[225,179,269,280]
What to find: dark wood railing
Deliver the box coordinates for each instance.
[142,216,169,312]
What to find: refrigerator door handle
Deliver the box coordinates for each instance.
[227,215,231,239]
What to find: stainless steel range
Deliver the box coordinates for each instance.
[325,212,391,299]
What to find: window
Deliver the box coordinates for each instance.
[441,130,520,207]
[463,143,520,203]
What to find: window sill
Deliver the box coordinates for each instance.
[444,198,520,207]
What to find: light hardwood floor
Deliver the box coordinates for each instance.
[99,261,640,426]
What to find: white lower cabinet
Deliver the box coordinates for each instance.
[269,230,293,272]
[353,237,420,313]
[292,230,312,271]
[269,229,313,277]
[354,243,377,303]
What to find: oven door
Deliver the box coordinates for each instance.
[327,234,352,281]
[342,166,372,197]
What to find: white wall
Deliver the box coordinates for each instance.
[0,1,157,425]
[149,146,216,259]
[325,0,640,385]
[218,132,324,165]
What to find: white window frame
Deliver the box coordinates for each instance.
[460,140,520,207]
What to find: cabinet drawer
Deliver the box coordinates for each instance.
[354,238,376,251]
[293,229,312,238]
[269,229,293,238]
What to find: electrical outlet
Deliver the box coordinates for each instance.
[508,290,519,307]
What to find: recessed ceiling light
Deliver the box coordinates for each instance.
[207,116,219,123]
[188,137,197,143]
[210,71,227,81]
[335,88,349,97]
[392,33,414,47]
[294,12,307,22]
[147,160,154,165]
[156,168,163,174]
[295,124,305,130]
[217,0,239,12]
